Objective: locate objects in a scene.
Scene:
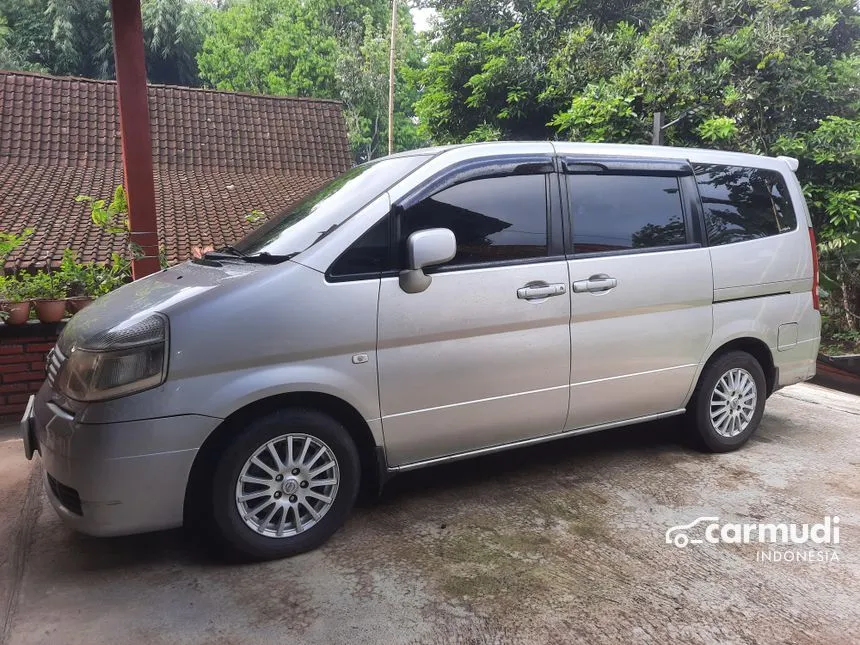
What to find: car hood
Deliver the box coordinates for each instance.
[58,260,262,353]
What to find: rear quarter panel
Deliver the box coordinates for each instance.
[710,229,813,300]
[684,162,820,399]
[694,292,820,398]
[708,164,813,300]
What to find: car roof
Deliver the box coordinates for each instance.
[395,141,794,173]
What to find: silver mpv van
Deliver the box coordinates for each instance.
[22,142,821,560]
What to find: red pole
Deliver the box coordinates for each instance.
[111,0,160,278]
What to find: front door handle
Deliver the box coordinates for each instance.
[517,283,567,300]
[572,274,618,293]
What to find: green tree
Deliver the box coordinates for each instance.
[142,0,213,86]
[419,0,859,151]
[197,0,339,96]
[0,13,43,71]
[418,0,860,325]
[415,1,564,142]
[0,0,105,77]
[198,0,425,162]
[0,0,212,86]
[775,116,860,331]
[336,11,425,161]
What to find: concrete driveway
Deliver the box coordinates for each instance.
[2,383,859,645]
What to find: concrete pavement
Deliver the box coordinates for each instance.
[1,383,859,644]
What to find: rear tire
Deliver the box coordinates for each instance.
[686,350,767,453]
[208,407,360,561]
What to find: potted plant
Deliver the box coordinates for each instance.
[59,249,95,314]
[27,269,68,323]
[0,228,35,324]
[0,274,32,325]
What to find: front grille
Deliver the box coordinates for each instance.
[47,473,82,516]
[45,347,65,386]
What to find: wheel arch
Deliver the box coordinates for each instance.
[692,337,777,402]
[184,391,386,525]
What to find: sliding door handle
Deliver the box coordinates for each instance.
[572,274,617,293]
[517,283,567,300]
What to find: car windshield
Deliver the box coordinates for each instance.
[231,154,431,258]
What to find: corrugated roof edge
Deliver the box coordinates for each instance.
[0,70,346,106]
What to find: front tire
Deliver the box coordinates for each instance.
[209,408,360,561]
[687,351,767,453]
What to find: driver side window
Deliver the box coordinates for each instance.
[399,174,549,269]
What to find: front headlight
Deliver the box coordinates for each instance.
[56,314,168,402]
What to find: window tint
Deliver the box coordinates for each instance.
[329,217,390,278]
[568,175,687,254]
[400,174,548,267]
[694,164,797,246]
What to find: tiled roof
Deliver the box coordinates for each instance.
[0,71,352,269]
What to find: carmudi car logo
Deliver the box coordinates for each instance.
[665,516,841,563]
[665,516,721,548]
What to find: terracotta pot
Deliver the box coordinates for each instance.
[1,301,32,325]
[33,299,68,324]
[66,297,94,314]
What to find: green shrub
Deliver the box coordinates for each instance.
[23,270,67,300]
[88,253,131,297]
[0,273,31,303]
[58,249,93,297]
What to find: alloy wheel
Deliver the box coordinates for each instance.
[235,433,340,538]
[709,368,757,438]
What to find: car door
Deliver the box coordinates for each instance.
[562,157,714,430]
[377,158,571,467]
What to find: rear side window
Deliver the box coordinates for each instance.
[567,174,687,254]
[400,174,549,267]
[694,164,797,246]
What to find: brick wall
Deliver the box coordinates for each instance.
[0,322,64,419]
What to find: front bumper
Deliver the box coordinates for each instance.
[24,385,222,537]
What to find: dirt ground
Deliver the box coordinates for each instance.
[1,382,859,645]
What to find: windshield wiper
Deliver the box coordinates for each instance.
[238,251,299,264]
[203,246,248,260]
[201,247,298,264]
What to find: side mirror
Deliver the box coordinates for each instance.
[399,228,456,293]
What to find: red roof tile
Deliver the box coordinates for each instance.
[0,71,352,269]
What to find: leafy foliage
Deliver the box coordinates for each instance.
[0,247,130,307]
[88,253,132,297]
[697,117,738,143]
[0,13,43,71]
[197,0,340,96]
[0,273,29,303]
[3,0,859,331]
[0,228,33,263]
[549,82,637,142]
[23,269,68,300]
[419,0,860,329]
[141,0,212,86]
[335,11,426,161]
[774,115,860,330]
[245,209,268,224]
[415,12,559,143]
[76,185,130,235]
[0,0,212,85]
[198,0,425,162]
